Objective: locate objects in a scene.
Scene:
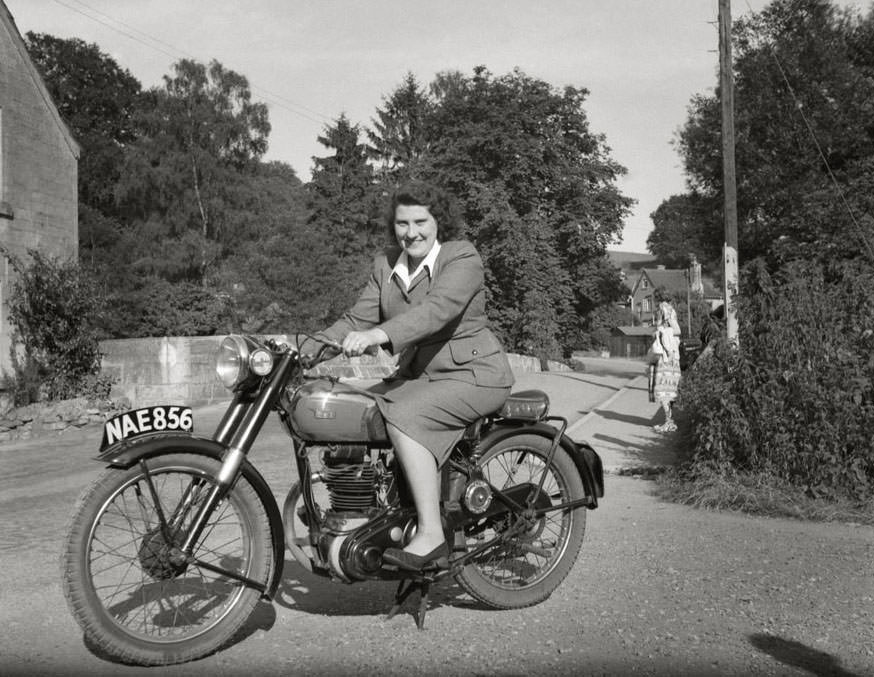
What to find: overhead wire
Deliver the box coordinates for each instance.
[49,0,331,127]
[741,0,874,261]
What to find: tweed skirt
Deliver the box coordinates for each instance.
[368,377,512,466]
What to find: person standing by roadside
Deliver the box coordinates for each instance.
[652,298,682,432]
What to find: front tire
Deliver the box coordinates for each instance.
[61,453,272,666]
[455,434,587,609]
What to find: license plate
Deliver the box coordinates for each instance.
[101,405,193,450]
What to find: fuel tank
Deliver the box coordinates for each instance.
[285,379,389,443]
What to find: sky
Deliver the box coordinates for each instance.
[4,0,866,252]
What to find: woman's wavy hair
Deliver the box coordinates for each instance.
[383,180,463,243]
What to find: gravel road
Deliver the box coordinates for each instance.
[1,361,871,676]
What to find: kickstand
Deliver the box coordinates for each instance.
[386,577,432,630]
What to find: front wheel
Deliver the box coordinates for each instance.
[455,434,587,609]
[61,453,273,666]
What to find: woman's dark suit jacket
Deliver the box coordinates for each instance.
[321,240,514,389]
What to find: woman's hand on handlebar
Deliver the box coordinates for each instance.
[342,329,388,357]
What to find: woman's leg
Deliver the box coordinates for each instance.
[387,423,445,556]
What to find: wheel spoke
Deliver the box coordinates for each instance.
[85,465,252,640]
[465,445,573,590]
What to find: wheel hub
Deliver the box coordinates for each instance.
[138,527,189,580]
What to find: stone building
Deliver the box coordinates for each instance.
[0,1,79,375]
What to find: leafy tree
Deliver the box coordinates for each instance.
[116,59,271,284]
[647,193,721,270]
[25,33,143,217]
[25,33,143,268]
[212,161,341,334]
[369,66,633,355]
[301,115,382,323]
[367,73,432,180]
[309,114,381,256]
[658,0,874,266]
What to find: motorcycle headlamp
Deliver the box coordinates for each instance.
[216,335,250,389]
[216,337,277,390]
[249,348,274,376]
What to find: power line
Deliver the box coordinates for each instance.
[741,0,874,262]
[49,0,331,127]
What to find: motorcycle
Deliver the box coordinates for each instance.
[61,334,604,666]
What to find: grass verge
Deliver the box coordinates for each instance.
[651,464,874,526]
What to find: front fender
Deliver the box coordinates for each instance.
[480,422,604,507]
[96,432,285,600]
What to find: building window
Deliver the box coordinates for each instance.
[642,298,652,313]
[641,277,649,289]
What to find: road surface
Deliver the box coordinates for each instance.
[1,359,871,676]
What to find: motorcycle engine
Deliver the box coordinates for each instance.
[312,444,409,581]
[320,444,377,513]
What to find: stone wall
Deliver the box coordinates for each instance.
[0,397,125,443]
[99,336,570,410]
[0,336,571,441]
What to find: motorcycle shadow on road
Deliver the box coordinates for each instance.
[273,559,494,618]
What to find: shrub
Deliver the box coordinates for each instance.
[677,257,874,502]
[2,248,106,403]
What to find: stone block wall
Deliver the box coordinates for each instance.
[100,336,231,408]
[99,336,569,410]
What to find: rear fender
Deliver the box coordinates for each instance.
[479,422,604,507]
[97,433,285,600]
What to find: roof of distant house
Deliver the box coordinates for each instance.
[607,251,656,270]
[633,267,722,299]
[642,268,688,292]
[612,325,656,336]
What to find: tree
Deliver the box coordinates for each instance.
[25,33,143,267]
[25,33,143,216]
[367,73,432,180]
[659,0,874,266]
[368,67,633,355]
[309,114,381,255]
[300,114,382,321]
[116,59,271,284]
[647,193,721,270]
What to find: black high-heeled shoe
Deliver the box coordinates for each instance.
[382,543,449,571]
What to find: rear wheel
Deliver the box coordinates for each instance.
[455,434,587,609]
[61,453,272,666]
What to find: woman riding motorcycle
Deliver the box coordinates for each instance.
[315,180,515,570]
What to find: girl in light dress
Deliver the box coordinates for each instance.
[652,300,681,433]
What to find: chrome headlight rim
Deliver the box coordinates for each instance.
[216,335,251,390]
[249,347,274,376]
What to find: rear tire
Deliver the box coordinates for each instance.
[61,453,272,665]
[455,434,587,609]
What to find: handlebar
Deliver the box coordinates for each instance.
[296,334,378,370]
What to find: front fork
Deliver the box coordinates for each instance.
[157,351,297,569]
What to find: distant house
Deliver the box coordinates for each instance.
[629,265,722,326]
[606,325,655,360]
[607,250,656,296]
[0,1,79,375]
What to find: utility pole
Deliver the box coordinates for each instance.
[719,0,739,344]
